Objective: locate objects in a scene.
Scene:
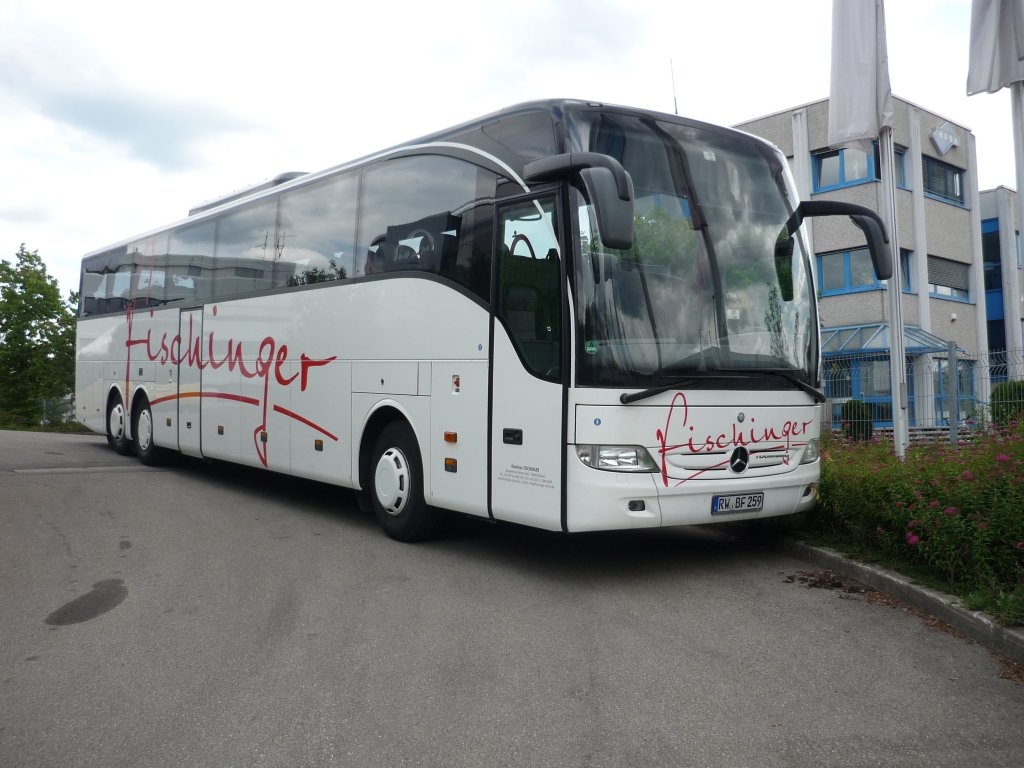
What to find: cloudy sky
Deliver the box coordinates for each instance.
[0,0,1013,298]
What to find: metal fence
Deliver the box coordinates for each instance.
[824,346,1024,443]
[38,396,75,425]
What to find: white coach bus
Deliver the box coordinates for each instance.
[75,100,891,540]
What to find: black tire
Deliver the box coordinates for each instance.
[106,395,134,456]
[132,397,165,466]
[369,421,439,541]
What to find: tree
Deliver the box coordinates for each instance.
[0,245,77,424]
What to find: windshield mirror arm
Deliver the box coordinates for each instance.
[524,152,635,250]
[786,200,893,280]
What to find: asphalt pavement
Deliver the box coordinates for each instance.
[2,429,1022,768]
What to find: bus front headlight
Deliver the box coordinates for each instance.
[801,438,821,464]
[576,445,659,472]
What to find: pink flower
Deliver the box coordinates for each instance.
[962,470,976,482]
[996,454,1011,462]
[907,520,918,530]
[928,499,939,508]
[906,533,920,546]
[942,507,959,516]
[1015,541,1023,550]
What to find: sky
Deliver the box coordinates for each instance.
[0,0,1015,299]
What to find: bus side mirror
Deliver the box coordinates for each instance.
[787,200,893,280]
[850,214,893,280]
[579,167,635,251]
[525,152,635,250]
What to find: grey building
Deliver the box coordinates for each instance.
[980,185,1024,382]
[735,96,1012,428]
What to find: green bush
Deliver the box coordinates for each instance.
[840,399,873,441]
[813,424,1024,625]
[991,380,1024,427]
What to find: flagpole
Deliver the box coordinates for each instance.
[879,125,909,456]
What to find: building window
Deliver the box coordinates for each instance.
[900,249,913,293]
[813,146,877,192]
[922,156,964,205]
[927,255,970,301]
[818,248,883,295]
[894,148,909,189]
[982,218,1002,291]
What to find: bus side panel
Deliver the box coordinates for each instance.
[147,308,179,451]
[287,360,353,486]
[428,360,488,517]
[74,359,105,433]
[178,309,203,458]
[75,315,123,434]
[489,330,564,531]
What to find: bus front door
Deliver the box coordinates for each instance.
[489,197,565,531]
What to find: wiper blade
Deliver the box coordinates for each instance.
[693,368,825,403]
[619,369,824,405]
[770,370,825,402]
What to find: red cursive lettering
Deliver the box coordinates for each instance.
[655,392,814,487]
[125,305,338,466]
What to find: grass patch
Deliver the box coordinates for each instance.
[784,424,1024,626]
[0,413,91,434]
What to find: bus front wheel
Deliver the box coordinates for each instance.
[106,396,133,456]
[369,421,439,542]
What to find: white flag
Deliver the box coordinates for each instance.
[828,0,894,151]
[967,0,1024,95]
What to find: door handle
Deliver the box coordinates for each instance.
[502,428,523,445]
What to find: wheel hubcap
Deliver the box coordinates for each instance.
[109,403,125,441]
[374,447,410,516]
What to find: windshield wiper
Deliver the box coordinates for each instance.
[620,379,698,404]
[619,369,824,405]
[749,369,825,403]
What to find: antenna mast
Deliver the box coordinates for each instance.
[670,59,679,115]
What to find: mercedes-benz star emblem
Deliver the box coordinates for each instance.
[729,446,750,473]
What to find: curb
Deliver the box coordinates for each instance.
[776,538,1024,666]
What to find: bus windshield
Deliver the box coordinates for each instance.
[568,110,817,390]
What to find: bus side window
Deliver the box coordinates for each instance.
[357,155,497,297]
[278,172,358,285]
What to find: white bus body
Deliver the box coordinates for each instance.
[76,100,891,540]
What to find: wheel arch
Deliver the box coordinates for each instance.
[130,385,152,416]
[357,401,421,493]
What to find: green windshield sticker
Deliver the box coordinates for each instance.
[585,340,599,355]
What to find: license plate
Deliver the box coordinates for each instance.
[712,492,764,515]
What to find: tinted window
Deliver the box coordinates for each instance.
[279,172,359,285]
[80,246,130,316]
[213,199,280,296]
[357,154,497,299]
[168,219,216,303]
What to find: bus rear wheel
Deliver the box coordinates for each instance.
[370,421,439,542]
[132,397,165,466]
[106,396,133,456]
